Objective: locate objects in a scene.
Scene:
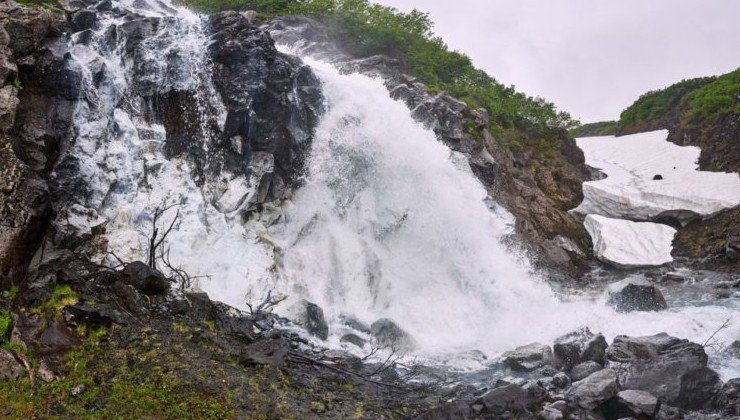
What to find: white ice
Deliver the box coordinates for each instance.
[572,130,740,221]
[584,214,676,267]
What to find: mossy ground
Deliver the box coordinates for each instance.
[0,279,433,419]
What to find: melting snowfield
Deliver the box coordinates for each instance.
[573,130,740,221]
[572,130,740,267]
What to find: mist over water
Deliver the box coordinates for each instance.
[65,0,740,375]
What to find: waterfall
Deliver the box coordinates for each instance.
[61,0,740,375]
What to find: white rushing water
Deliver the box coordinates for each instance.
[268,59,740,370]
[65,0,740,376]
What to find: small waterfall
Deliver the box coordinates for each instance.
[60,1,278,308]
[59,0,740,375]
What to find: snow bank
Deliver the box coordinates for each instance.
[584,215,676,267]
[572,130,740,221]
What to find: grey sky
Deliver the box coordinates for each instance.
[374,0,740,123]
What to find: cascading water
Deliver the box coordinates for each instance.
[272,58,740,372]
[60,0,278,307]
[63,0,740,376]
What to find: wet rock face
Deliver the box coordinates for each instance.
[0,3,64,285]
[607,279,668,312]
[208,11,324,204]
[606,333,717,408]
[553,327,608,371]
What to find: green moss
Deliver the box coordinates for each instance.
[0,309,10,344]
[31,283,79,315]
[15,0,58,9]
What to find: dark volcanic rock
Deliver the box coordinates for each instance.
[564,369,619,410]
[677,367,723,410]
[602,389,660,419]
[607,279,668,312]
[370,318,414,352]
[606,333,714,407]
[714,378,740,416]
[478,382,546,414]
[340,334,366,349]
[501,342,553,372]
[290,299,328,340]
[207,11,323,210]
[553,327,608,371]
[569,361,603,382]
[121,261,170,295]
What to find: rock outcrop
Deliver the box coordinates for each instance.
[606,333,720,408]
[0,3,64,286]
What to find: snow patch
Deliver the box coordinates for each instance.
[584,215,676,267]
[572,130,740,221]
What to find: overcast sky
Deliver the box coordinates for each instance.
[374,0,740,123]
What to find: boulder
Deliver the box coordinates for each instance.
[290,300,328,340]
[340,334,366,349]
[607,278,668,312]
[501,342,553,372]
[602,389,660,419]
[553,327,608,370]
[564,369,619,410]
[606,333,713,407]
[570,361,603,382]
[37,318,80,354]
[478,382,546,414]
[677,367,722,409]
[714,378,740,416]
[69,9,98,32]
[0,349,22,380]
[370,318,414,352]
[338,313,371,334]
[121,261,170,295]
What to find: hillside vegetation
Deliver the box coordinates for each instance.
[177,0,578,145]
[572,68,740,137]
[569,120,617,137]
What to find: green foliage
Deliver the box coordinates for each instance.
[0,309,10,344]
[15,0,58,9]
[619,76,716,126]
[617,68,740,131]
[569,120,617,137]
[0,326,235,419]
[681,68,740,124]
[176,0,578,139]
[31,283,79,314]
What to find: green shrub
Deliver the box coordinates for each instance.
[681,68,740,124]
[569,120,617,137]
